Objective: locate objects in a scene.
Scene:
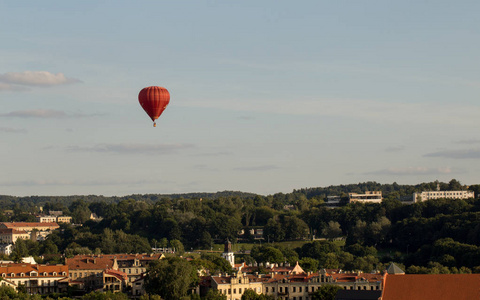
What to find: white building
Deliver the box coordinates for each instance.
[221,240,235,268]
[413,190,475,202]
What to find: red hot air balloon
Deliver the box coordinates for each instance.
[138,86,170,127]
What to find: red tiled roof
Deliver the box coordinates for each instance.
[0,263,68,277]
[382,273,480,300]
[104,268,128,281]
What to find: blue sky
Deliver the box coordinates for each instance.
[1,1,480,196]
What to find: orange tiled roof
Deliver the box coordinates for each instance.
[0,263,68,278]
[1,222,59,229]
[104,268,128,281]
[382,273,480,300]
[67,253,163,270]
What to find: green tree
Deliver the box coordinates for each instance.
[299,257,319,272]
[310,285,342,300]
[144,257,198,299]
[321,221,342,240]
[204,289,227,300]
[11,238,28,262]
[241,289,274,300]
[170,239,185,256]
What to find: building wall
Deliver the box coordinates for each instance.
[413,190,475,202]
[349,191,383,203]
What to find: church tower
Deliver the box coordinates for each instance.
[221,239,235,267]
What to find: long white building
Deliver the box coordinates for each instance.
[413,190,474,202]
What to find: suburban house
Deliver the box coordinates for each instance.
[0,263,69,294]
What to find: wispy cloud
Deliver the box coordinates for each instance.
[457,139,480,145]
[0,178,164,187]
[234,165,279,172]
[195,151,232,157]
[66,143,194,155]
[194,164,219,171]
[0,127,27,133]
[1,110,67,118]
[0,82,29,91]
[385,146,405,152]
[0,109,103,119]
[365,167,454,176]
[180,96,480,126]
[424,148,480,159]
[0,71,82,87]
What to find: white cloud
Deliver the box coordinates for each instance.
[0,71,81,86]
[66,143,194,155]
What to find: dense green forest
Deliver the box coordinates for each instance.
[1,179,480,274]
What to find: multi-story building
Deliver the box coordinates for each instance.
[348,192,382,204]
[412,190,475,202]
[66,253,164,293]
[36,215,72,224]
[0,263,69,294]
[0,229,31,244]
[0,222,59,232]
[211,272,266,300]
[199,266,384,300]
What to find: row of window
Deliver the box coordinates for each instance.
[1,272,65,277]
[219,287,261,295]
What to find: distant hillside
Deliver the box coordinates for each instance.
[0,179,478,209]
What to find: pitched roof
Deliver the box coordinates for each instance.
[382,274,480,300]
[386,263,405,274]
[0,222,59,229]
[0,263,68,278]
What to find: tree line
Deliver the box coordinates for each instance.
[0,179,479,275]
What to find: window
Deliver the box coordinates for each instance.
[239,288,242,294]
[293,287,296,292]
[266,287,269,293]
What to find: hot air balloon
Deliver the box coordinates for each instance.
[138,86,170,127]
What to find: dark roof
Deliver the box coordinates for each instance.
[386,263,404,274]
[335,290,382,300]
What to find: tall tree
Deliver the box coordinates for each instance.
[144,257,198,299]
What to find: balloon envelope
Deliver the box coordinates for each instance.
[138,86,170,123]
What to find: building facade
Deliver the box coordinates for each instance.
[0,263,69,294]
[412,190,475,202]
[348,192,382,204]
